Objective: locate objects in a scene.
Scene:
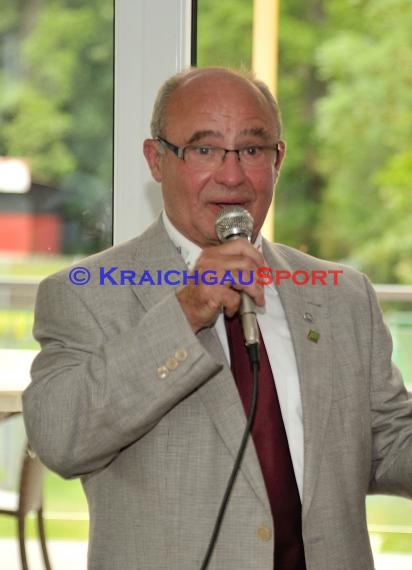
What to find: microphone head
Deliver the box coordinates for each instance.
[215,205,254,242]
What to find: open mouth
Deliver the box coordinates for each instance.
[213,202,247,209]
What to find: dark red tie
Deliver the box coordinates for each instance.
[225,315,306,569]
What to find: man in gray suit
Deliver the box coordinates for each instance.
[23,67,412,569]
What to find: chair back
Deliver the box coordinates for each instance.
[18,446,45,515]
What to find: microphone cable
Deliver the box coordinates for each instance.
[199,343,260,570]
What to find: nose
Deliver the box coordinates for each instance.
[213,150,246,187]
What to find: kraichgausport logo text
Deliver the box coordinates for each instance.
[68,266,344,286]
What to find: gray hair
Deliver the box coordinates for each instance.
[150,67,283,139]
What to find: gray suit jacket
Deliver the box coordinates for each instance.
[23,217,412,570]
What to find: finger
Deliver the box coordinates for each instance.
[202,240,265,268]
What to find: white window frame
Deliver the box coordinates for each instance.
[113,0,192,244]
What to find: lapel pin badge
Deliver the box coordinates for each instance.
[303,312,313,323]
[307,329,320,343]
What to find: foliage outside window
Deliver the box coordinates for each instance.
[0,0,113,255]
[198,0,412,285]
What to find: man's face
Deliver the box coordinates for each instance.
[144,71,285,247]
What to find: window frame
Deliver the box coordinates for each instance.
[113,0,192,244]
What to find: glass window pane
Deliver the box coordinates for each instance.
[0,0,113,351]
[197,0,252,68]
[0,0,113,549]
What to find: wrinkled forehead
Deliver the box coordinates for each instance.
[165,71,278,138]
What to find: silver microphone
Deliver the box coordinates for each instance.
[215,205,260,347]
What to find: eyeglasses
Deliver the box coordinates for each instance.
[156,137,280,170]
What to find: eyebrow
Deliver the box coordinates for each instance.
[239,127,273,141]
[187,130,222,144]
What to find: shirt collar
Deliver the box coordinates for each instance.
[162,211,202,269]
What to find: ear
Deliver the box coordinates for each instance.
[143,139,163,182]
[275,140,286,172]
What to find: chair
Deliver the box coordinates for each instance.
[0,443,52,570]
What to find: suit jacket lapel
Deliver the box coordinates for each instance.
[263,241,333,518]
[125,217,188,311]
[196,326,271,513]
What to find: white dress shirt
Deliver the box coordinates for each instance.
[162,211,304,498]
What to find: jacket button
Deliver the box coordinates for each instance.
[156,366,169,379]
[175,348,188,362]
[256,524,272,542]
[166,357,178,370]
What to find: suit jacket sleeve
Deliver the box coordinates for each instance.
[366,275,412,497]
[23,275,222,478]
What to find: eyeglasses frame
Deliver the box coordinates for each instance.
[156,137,281,165]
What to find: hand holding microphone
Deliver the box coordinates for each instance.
[176,206,265,338]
